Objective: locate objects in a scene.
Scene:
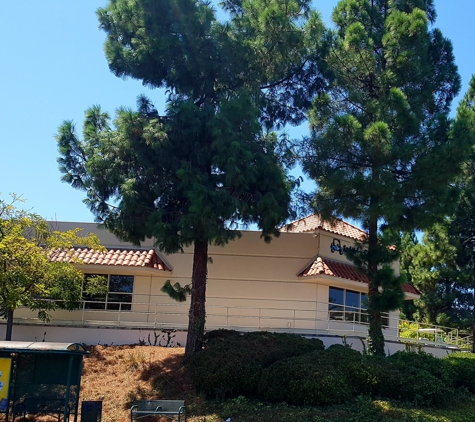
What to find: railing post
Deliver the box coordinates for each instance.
[153,302,157,328]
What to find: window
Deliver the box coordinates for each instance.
[83,274,133,311]
[329,287,368,323]
[328,287,388,326]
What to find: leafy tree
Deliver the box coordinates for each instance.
[400,225,472,329]
[0,194,105,341]
[446,75,475,351]
[301,0,468,355]
[57,0,325,358]
[400,77,475,348]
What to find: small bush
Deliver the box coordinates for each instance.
[258,345,376,406]
[203,329,241,345]
[443,352,475,392]
[323,345,377,395]
[389,351,455,387]
[188,331,324,399]
[258,349,352,405]
[367,351,454,406]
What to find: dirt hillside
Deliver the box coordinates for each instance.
[80,345,198,422]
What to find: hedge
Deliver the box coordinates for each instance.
[188,331,324,398]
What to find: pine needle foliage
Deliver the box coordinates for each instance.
[56,0,326,358]
[301,0,470,355]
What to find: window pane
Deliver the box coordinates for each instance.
[346,290,359,308]
[109,275,134,293]
[329,288,344,305]
[83,275,134,311]
[329,288,344,320]
[84,295,106,310]
[344,308,357,322]
[360,294,367,309]
[107,292,132,311]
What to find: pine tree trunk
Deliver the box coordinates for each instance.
[367,216,385,356]
[185,240,208,359]
[5,310,13,341]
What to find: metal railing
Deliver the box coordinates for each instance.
[11,297,473,350]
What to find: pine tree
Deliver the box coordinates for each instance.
[401,225,472,328]
[447,75,475,351]
[302,0,467,355]
[57,0,325,358]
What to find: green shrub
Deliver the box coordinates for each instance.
[203,329,241,345]
[367,351,455,406]
[258,350,352,406]
[188,331,324,399]
[389,351,455,387]
[258,345,376,406]
[323,345,377,395]
[443,352,475,392]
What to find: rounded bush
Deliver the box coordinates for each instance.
[389,351,455,387]
[319,345,376,395]
[258,350,352,405]
[443,352,475,392]
[188,331,324,399]
[203,329,241,345]
[259,345,375,406]
[367,352,454,406]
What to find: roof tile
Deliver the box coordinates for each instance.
[49,247,170,271]
[299,256,419,296]
[282,214,367,240]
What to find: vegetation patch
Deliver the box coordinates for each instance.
[187,331,324,399]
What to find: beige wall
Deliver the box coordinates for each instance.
[13,223,407,336]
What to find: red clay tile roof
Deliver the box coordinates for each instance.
[281,214,367,240]
[402,283,420,295]
[49,247,170,271]
[299,256,419,296]
[299,256,369,283]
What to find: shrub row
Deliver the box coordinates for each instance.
[187,330,324,398]
[260,348,472,407]
[189,330,475,407]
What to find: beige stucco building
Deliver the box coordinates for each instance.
[2,215,440,354]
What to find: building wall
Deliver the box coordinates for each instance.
[11,225,405,340]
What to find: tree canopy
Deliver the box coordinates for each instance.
[301,0,469,355]
[401,225,472,329]
[399,75,475,350]
[57,0,325,357]
[0,194,105,341]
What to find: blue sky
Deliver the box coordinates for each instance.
[1,1,473,223]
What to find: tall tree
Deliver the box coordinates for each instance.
[0,194,105,340]
[400,225,472,329]
[57,0,325,358]
[446,75,475,351]
[400,77,475,349]
[302,0,467,355]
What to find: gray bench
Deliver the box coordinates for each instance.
[130,400,186,422]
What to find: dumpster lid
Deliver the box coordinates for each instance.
[0,341,88,354]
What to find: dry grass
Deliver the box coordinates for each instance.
[4,345,210,422]
[80,345,197,422]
